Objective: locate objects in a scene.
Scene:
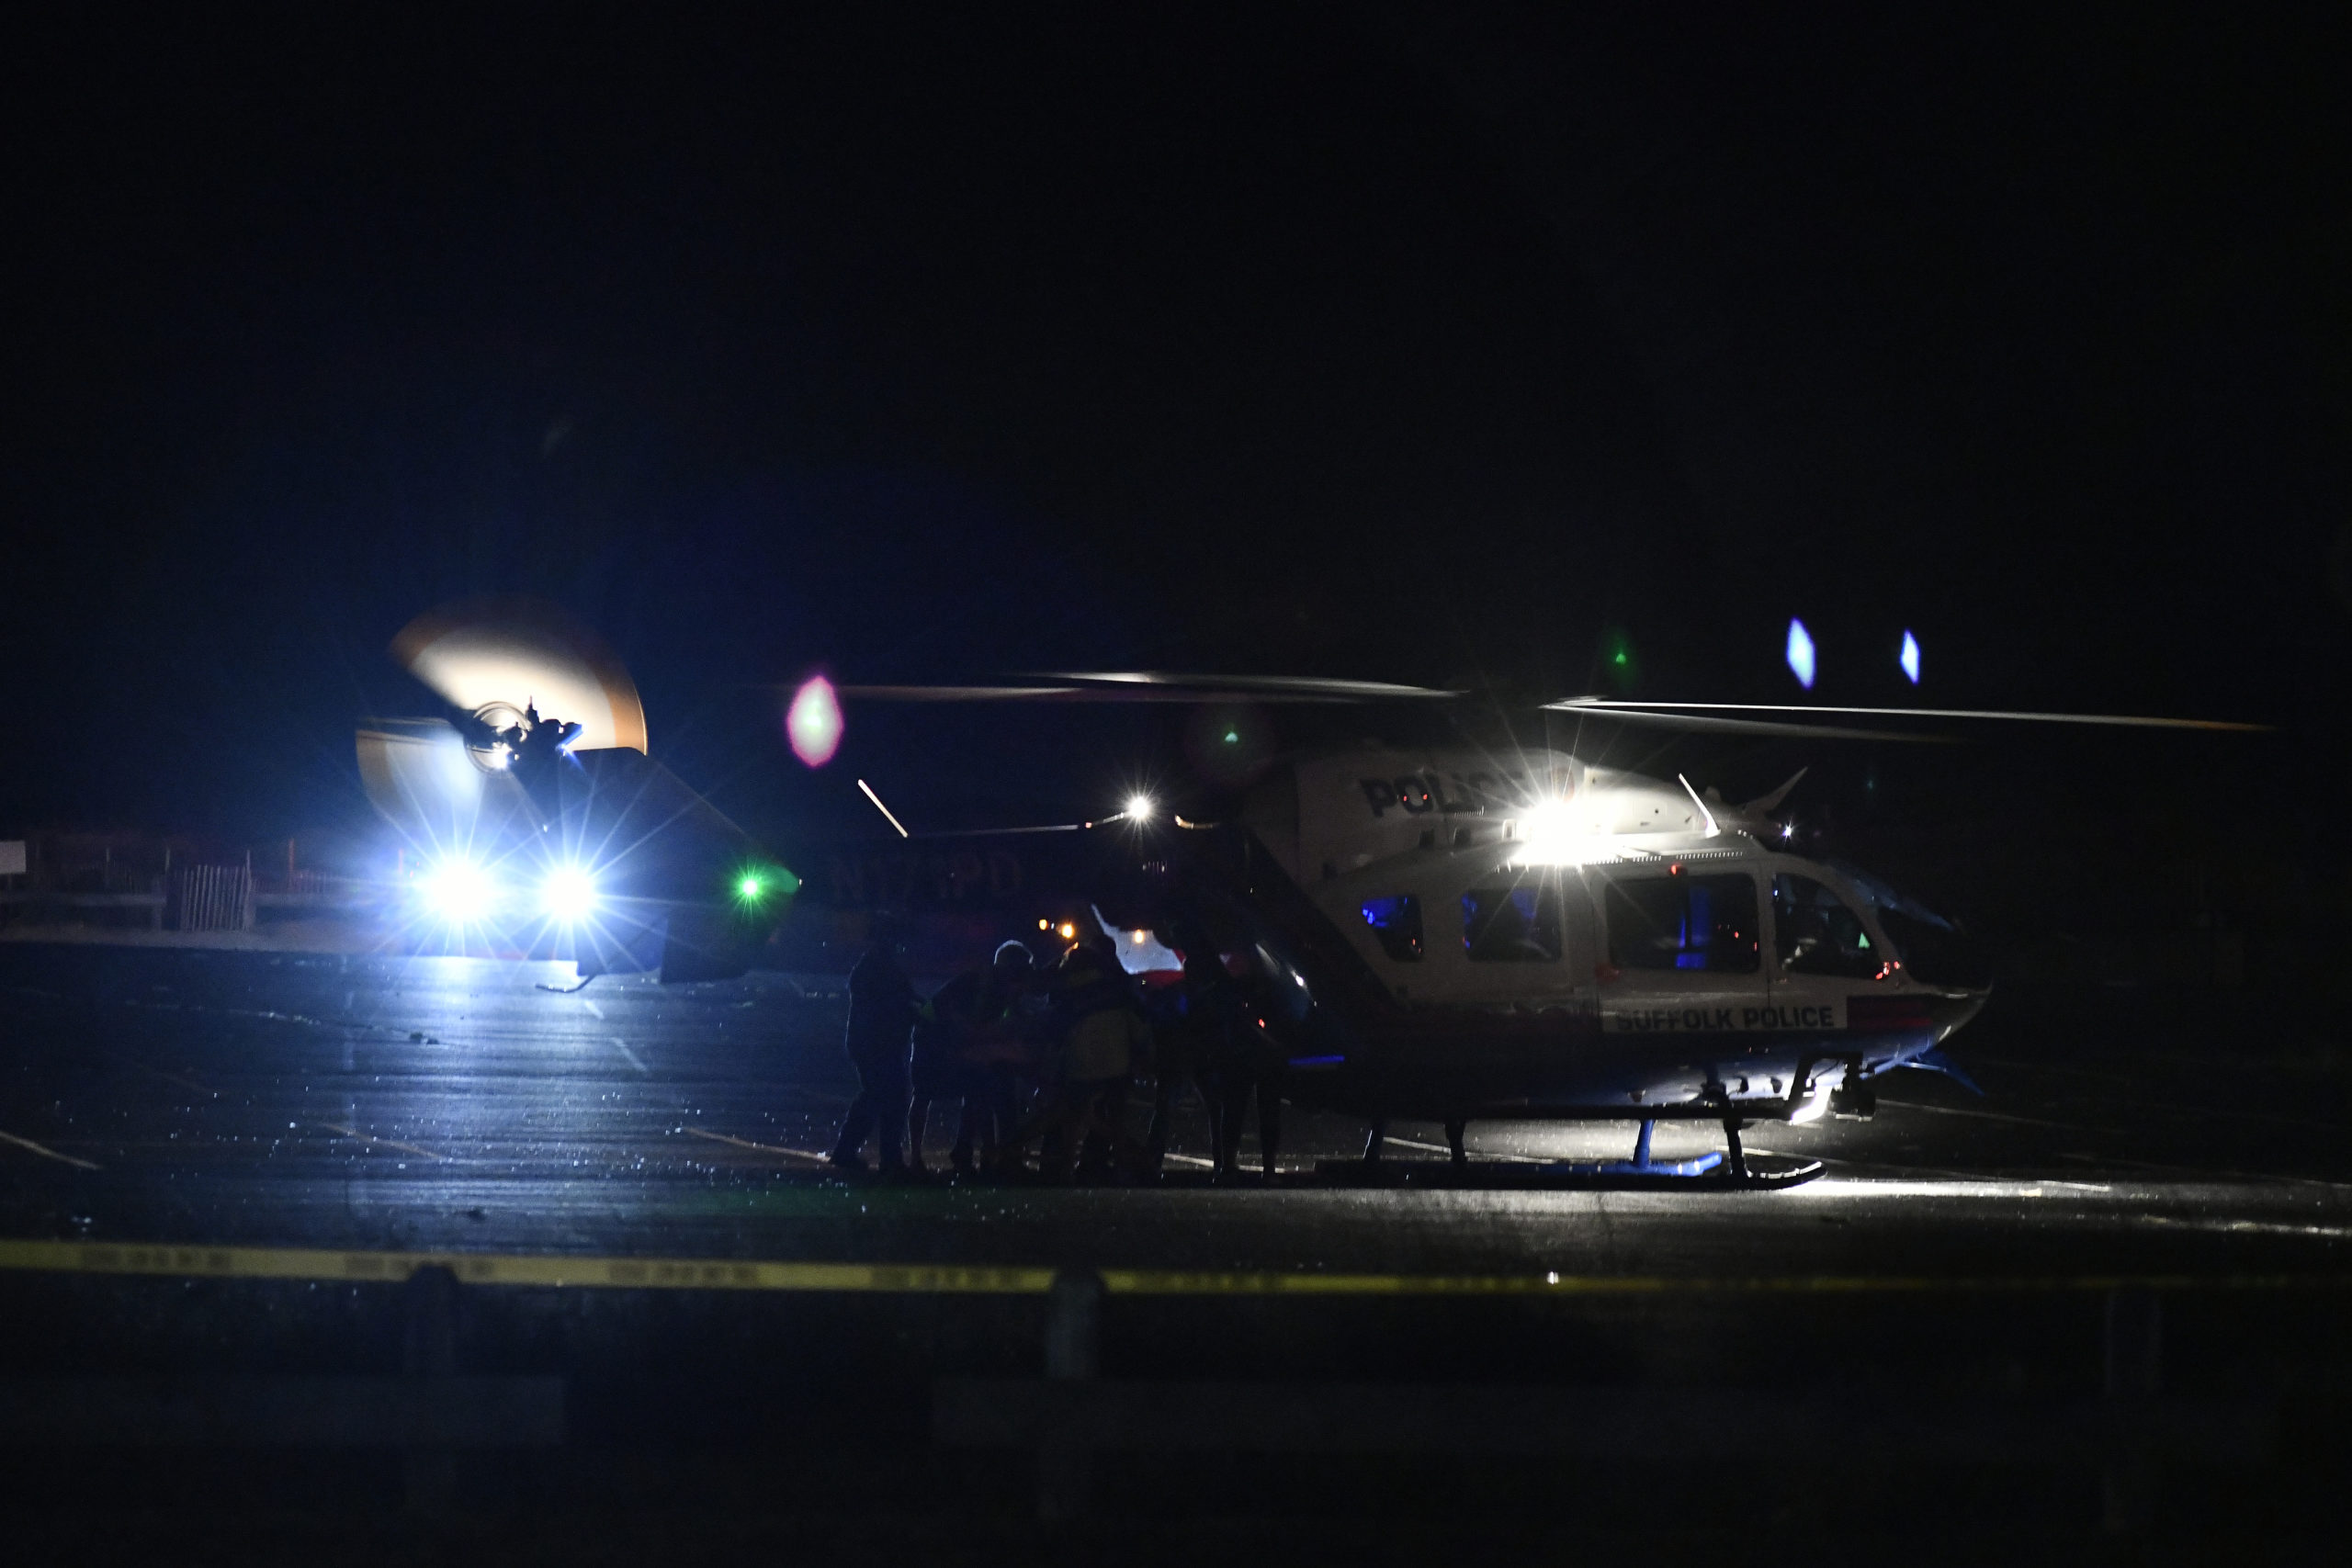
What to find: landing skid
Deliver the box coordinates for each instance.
[1324,1117,1823,1190]
[1313,1153,1823,1190]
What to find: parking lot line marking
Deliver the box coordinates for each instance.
[107,1055,219,1099]
[313,1122,447,1162]
[681,1127,828,1164]
[0,1131,104,1171]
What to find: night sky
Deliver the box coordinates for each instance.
[6,6,2346,847]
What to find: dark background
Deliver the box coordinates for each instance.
[5,5,2346,862]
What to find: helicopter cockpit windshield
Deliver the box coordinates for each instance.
[1771,873,1883,979]
[1826,860,1994,990]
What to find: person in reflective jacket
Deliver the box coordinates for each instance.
[1021,933,1149,1182]
[908,939,1034,1175]
[828,915,920,1173]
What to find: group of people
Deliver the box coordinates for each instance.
[825,915,1286,1182]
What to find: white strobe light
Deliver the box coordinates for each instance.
[540,864,599,922]
[421,858,495,924]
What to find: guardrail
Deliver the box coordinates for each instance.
[0,887,375,933]
[0,1237,2326,1531]
[941,1269,2258,1532]
[0,1266,560,1516]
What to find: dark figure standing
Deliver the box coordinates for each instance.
[1180,934,1283,1182]
[1020,934,1148,1182]
[829,917,919,1173]
[909,940,1034,1175]
[1141,924,1226,1178]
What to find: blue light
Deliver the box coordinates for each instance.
[1785,618,1816,690]
[1899,629,1921,684]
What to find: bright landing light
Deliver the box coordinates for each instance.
[1512,796,1612,867]
[420,859,494,924]
[1125,793,1156,822]
[540,864,599,922]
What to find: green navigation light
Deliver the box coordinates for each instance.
[731,863,799,910]
[1223,730,1238,743]
[1602,628,1638,690]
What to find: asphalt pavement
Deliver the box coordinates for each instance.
[3,941,2346,1280]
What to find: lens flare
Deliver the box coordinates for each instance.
[1785,619,1816,691]
[787,675,843,767]
[420,858,494,924]
[1511,796,1614,867]
[540,864,598,922]
[731,863,798,908]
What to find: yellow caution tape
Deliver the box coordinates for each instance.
[0,1238,1051,1293]
[0,1236,2340,1297]
[1097,1269,2336,1296]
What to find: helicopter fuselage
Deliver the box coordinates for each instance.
[1277,830,1984,1126]
[1211,747,1988,1128]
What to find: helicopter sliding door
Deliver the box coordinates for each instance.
[1589,864,1767,1049]
[1765,865,1890,1038]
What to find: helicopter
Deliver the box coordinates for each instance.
[355,600,786,984]
[807,670,2263,1183]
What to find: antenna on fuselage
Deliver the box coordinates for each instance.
[1676,773,1721,838]
[857,778,911,839]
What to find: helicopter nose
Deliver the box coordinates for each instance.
[1928,987,1991,1042]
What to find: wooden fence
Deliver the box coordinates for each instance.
[169,864,253,932]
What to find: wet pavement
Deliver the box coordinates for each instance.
[5,941,2351,1555]
[4,942,2347,1280]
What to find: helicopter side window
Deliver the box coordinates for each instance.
[1605,874,1760,973]
[1463,886,1562,963]
[1771,874,1882,979]
[1359,895,1424,962]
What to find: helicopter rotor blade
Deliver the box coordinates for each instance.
[831,684,1090,702]
[832,675,1455,705]
[1032,671,1462,700]
[1540,703,1945,741]
[355,718,492,840]
[1548,698,2268,733]
[391,598,649,752]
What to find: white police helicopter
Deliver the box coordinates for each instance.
[356,600,787,983]
[830,668,2261,1184]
